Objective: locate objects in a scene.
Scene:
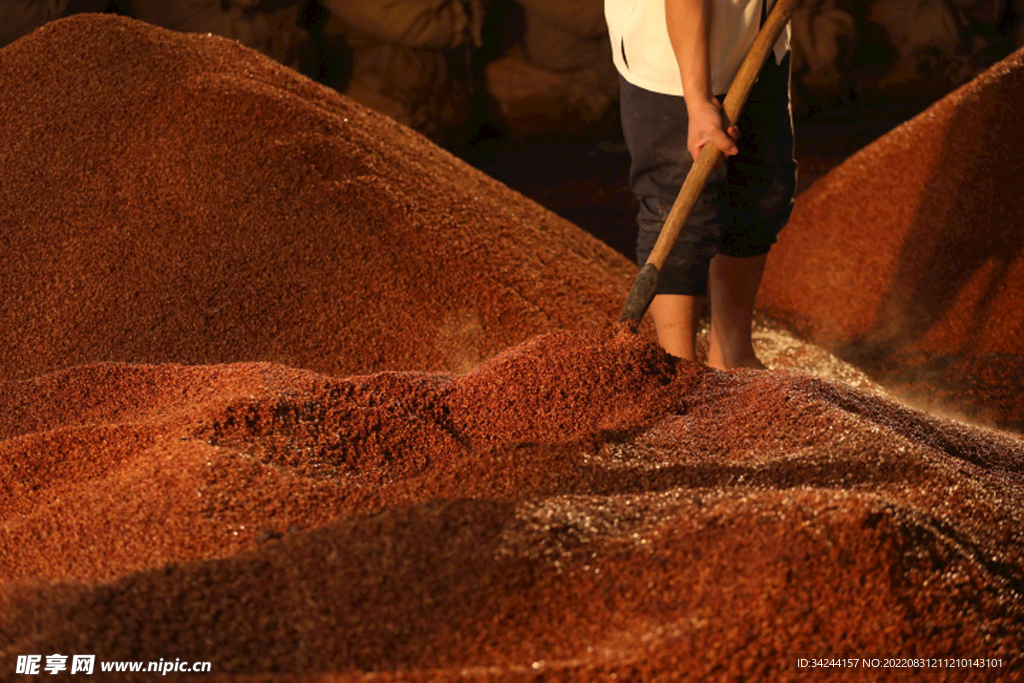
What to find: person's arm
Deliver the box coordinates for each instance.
[665,0,738,161]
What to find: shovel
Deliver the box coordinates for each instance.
[619,0,798,325]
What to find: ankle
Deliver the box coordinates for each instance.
[706,338,763,370]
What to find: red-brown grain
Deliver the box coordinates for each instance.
[1,15,1023,683]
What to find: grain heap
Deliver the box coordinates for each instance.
[2,15,1023,682]
[759,48,1024,431]
[0,14,632,382]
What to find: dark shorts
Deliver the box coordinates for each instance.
[619,53,797,296]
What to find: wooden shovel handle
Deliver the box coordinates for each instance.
[619,0,798,324]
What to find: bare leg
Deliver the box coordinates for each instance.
[706,253,767,370]
[649,294,703,361]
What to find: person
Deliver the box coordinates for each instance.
[605,0,796,369]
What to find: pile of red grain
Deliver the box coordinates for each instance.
[447,325,696,443]
[0,13,634,383]
[758,48,1024,432]
[2,331,1023,681]
[3,15,1024,683]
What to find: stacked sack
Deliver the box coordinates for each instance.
[1,0,108,46]
[790,0,1021,117]
[482,0,619,137]
[315,0,485,146]
[6,1,1024,143]
[121,0,309,70]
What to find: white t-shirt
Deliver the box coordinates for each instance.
[605,0,790,97]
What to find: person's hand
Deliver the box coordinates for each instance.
[685,96,739,164]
